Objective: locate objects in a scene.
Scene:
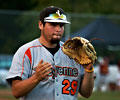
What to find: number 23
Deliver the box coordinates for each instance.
[62,79,78,95]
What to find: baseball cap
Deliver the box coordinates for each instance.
[39,6,70,24]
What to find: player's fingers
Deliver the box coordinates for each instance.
[34,63,52,76]
[33,60,44,71]
[37,59,44,66]
[42,65,52,74]
[41,69,51,80]
[40,62,52,71]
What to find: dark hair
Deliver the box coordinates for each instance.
[39,6,65,25]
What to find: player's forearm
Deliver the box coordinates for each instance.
[12,74,39,98]
[79,72,94,98]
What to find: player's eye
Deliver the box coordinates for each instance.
[50,23,64,27]
[60,23,65,27]
[50,23,58,26]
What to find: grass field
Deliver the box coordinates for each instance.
[0,87,17,100]
[0,87,120,100]
[78,91,120,100]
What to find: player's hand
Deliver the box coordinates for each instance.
[33,59,52,82]
[82,63,94,73]
[82,63,93,69]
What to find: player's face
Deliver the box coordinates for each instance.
[39,22,64,44]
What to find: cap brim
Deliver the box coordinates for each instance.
[44,19,71,24]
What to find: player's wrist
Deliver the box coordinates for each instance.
[84,64,94,73]
[85,67,94,73]
[32,74,41,84]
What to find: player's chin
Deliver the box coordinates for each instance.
[50,38,61,44]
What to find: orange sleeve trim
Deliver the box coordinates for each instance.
[25,48,32,65]
[21,45,42,77]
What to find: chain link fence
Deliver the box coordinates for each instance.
[0,10,120,55]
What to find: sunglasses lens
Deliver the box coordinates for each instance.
[49,14,66,20]
[61,14,66,20]
[49,14,59,19]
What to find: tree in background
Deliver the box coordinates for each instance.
[0,0,120,14]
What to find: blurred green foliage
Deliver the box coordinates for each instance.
[78,91,120,100]
[0,0,120,14]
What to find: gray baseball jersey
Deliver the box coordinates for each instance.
[6,39,84,100]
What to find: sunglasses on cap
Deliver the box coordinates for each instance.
[47,13,66,20]
[44,10,70,24]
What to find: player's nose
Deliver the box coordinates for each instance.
[55,25,62,32]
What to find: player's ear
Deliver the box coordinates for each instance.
[38,21,43,30]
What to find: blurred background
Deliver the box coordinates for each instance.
[0,0,120,100]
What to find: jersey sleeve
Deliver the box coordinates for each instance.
[6,46,32,86]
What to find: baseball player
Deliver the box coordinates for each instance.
[6,6,94,100]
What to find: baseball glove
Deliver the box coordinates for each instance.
[62,37,97,65]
